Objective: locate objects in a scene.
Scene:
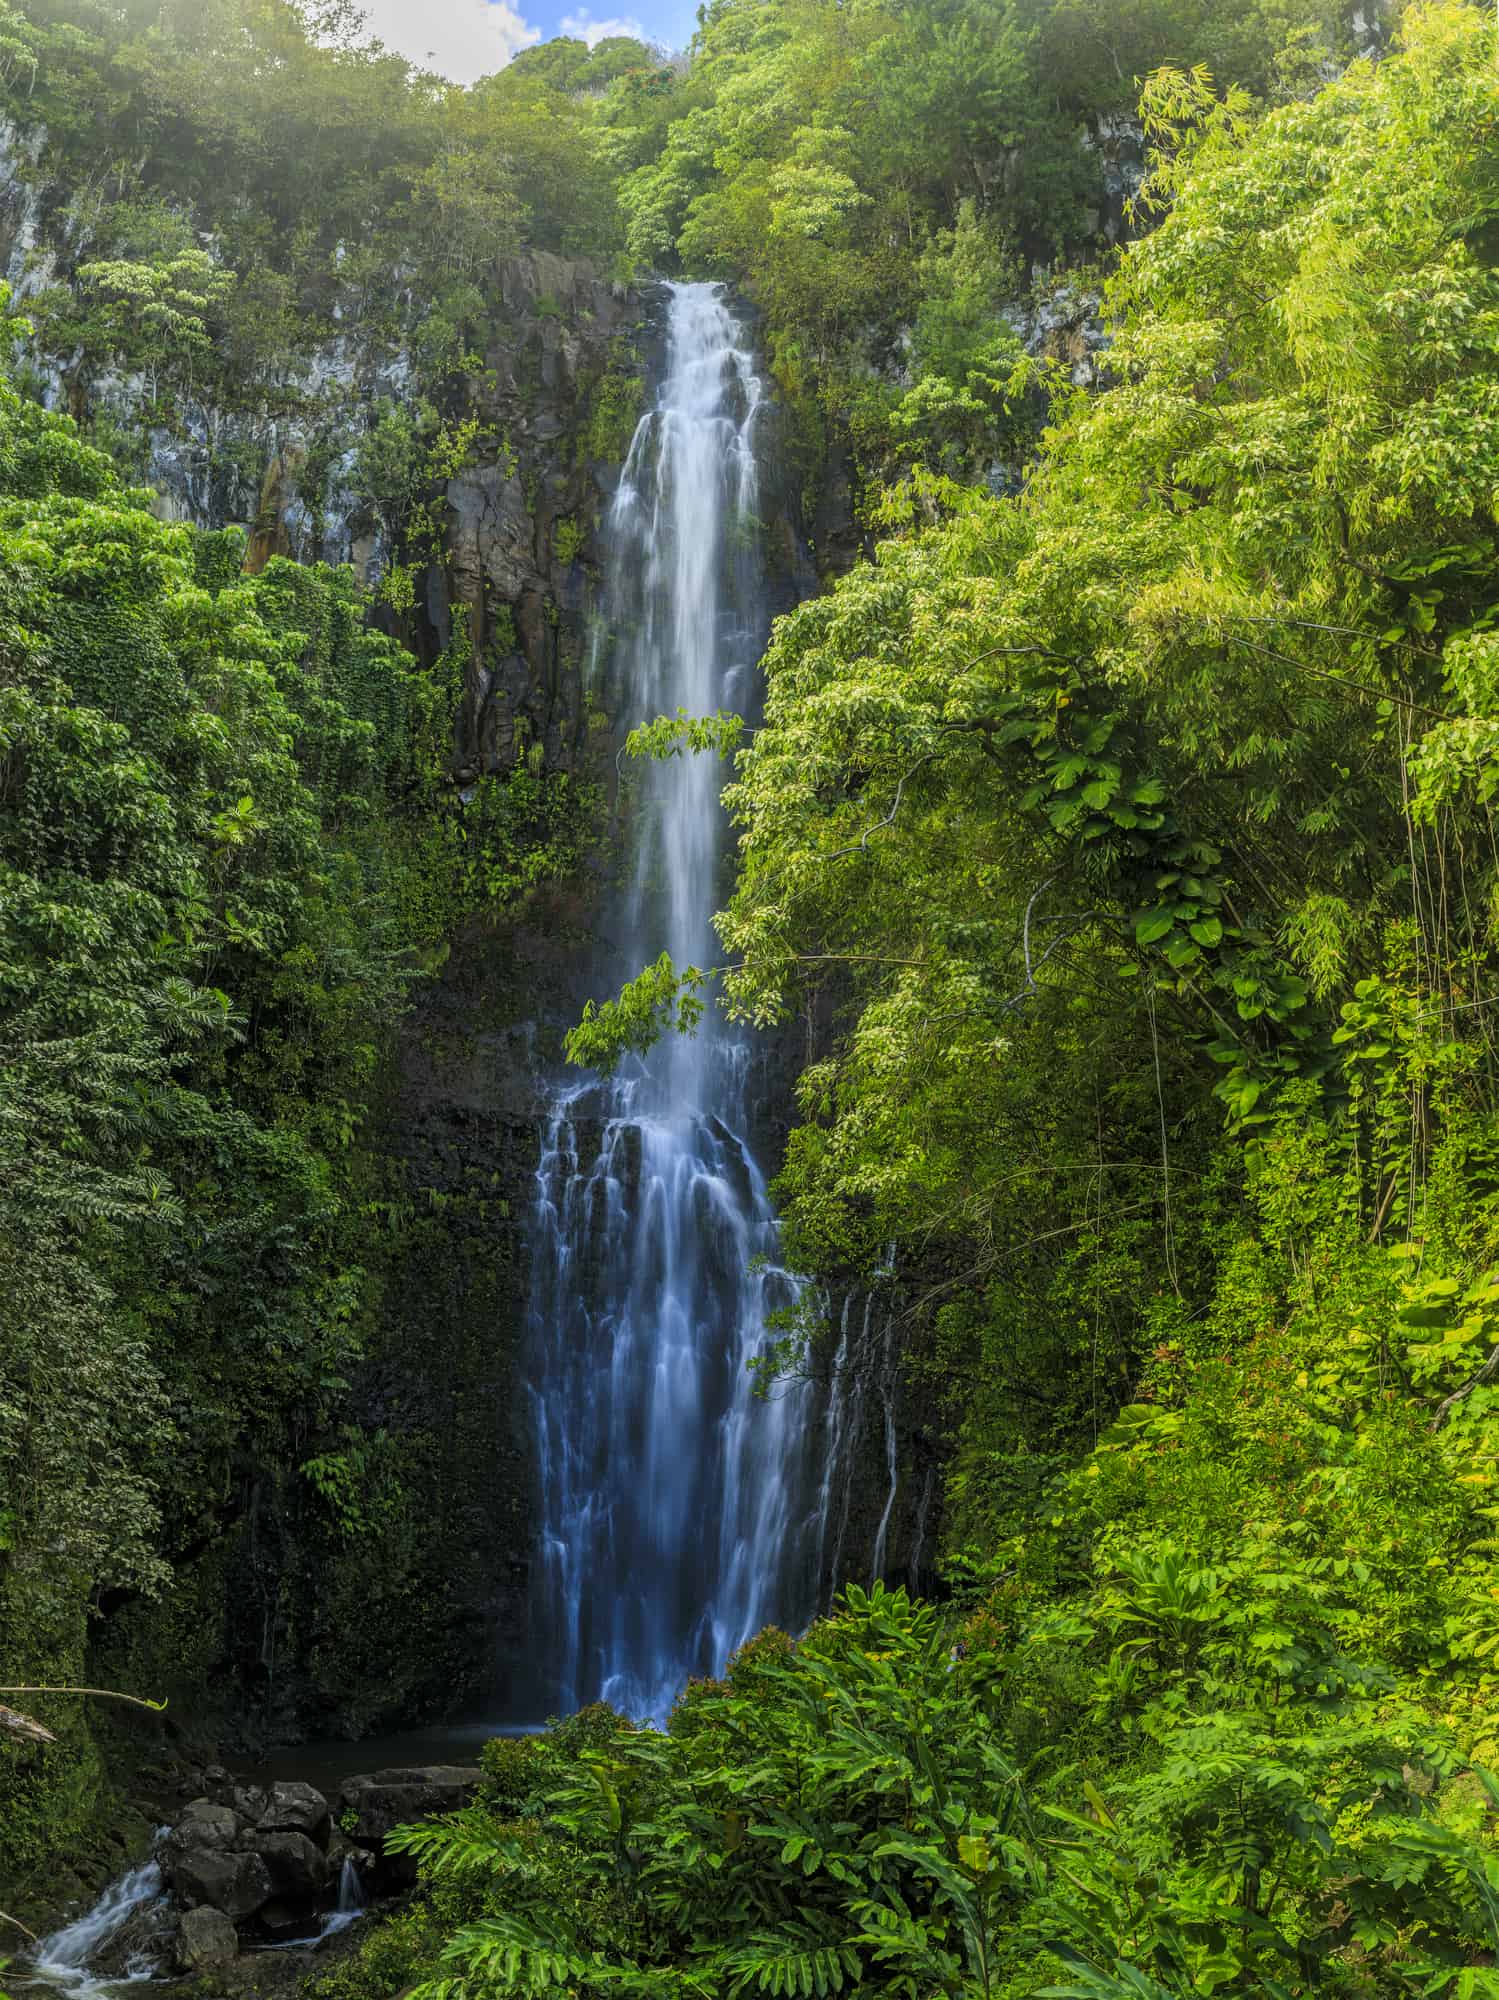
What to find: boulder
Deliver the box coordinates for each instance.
[246,1829,328,1900]
[175,1905,240,1973]
[168,1846,273,1919]
[260,1780,331,1845]
[339,1765,482,1885]
[167,1799,239,1851]
[338,1766,482,1847]
[256,1899,309,1942]
[327,1829,375,1868]
[229,1782,270,1825]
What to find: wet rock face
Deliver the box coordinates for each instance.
[339,1763,482,1843]
[339,1764,482,1886]
[175,1903,240,1972]
[437,256,651,779]
[171,1800,240,1851]
[168,1846,274,1919]
[0,124,654,791]
[1081,112,1145,243]
[243,1830,328,1900]
[162,1780,336,1919]
[259,1780,332,1842]
[1005,283,1109,391]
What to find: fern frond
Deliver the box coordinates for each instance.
[723,1929,862,1998]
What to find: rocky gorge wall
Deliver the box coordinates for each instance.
[0,118,664,1761]
[1,115,657,786]
[0,117,950,1787]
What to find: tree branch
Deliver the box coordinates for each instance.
[0,1685,166,1714]
[1367,1172,1401,1243]
[1430,1346,1499,1432]
[826,754,937,860]
[1220,633,1445,720]
[0,1703,56,1745]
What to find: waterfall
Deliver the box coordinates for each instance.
[316,1858,365,1941]
[821,1291,875,1596]
[908,1461,936,1594]
[811,1245,903,1603]
[527,282,823,1724]
[29,1852,165,1992]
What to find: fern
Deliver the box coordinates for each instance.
[1037,1965,1184,2000]
[385,1809,523,1880]
[722,1930,862,1998]
[433,1911,607,1997]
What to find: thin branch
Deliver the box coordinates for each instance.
[954,641,1082,670]
[0,1911,38,1943]
[915,1158,1202,1250]
[0,1685,167,1714]
[1022,874,1060,986]
[896,1201,1157,1325]
[1000,921,1093,1013]
[1220,633,1446,720]
[1223,611,1443,662]
[826,754,937,861]
[1431,1345,1499,1432]
[790,954,935,969]
[1367,1173,1400,1244]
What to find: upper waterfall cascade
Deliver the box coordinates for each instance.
[527,282,825,1723]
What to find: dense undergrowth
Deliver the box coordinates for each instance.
[0,288,595,1882]
[409,5,1499,1996]
[10,0,1499,1989]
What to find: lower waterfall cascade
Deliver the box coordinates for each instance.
[26,1850,167,1994]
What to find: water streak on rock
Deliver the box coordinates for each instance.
[528,283,820,1722]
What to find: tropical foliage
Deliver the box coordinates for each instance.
[404,7,1499,1995]
[0,285,592,1881]
[14,0,1499,1989]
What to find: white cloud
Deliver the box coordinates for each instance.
[355,0,541,81]
[559,8,646,46]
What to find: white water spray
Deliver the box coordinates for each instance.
[27,1852,165,1995]
[262,1855,366,1951]
[527,283,824,1722]
[320,1856,365,1940]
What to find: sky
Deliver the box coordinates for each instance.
[355,0,699,78]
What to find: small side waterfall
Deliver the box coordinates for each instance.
[314,1858,365,1943]
[28,1852,165,1993]
[258,1855,366,1954]
[527,284,824,1722]
[812,1246,902,1600]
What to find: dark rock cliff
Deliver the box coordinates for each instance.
[2,116,926,1746]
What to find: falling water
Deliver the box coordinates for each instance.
[817,1291,875,1597]
[259,1856,366,1954]
[26,1851,166,1994]
[908,1462,937,1594]
[331,1856,365,1926]
[527,283,824,1722]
